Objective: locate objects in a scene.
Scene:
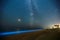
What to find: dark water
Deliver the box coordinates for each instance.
[0,26,43,32]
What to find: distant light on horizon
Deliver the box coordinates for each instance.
[49,24,60,29]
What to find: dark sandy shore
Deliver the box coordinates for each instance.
[1,29,60,40]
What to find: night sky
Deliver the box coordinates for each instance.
[1,0,60,31]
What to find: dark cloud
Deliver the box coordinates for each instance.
[55,0,60,9]
[0,0,9,31]
[55,0,60,20]
[1,0,9,7]
[52,0,60,9]
[52,0,60,19]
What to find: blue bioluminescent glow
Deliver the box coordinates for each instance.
[0,29,42,36]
